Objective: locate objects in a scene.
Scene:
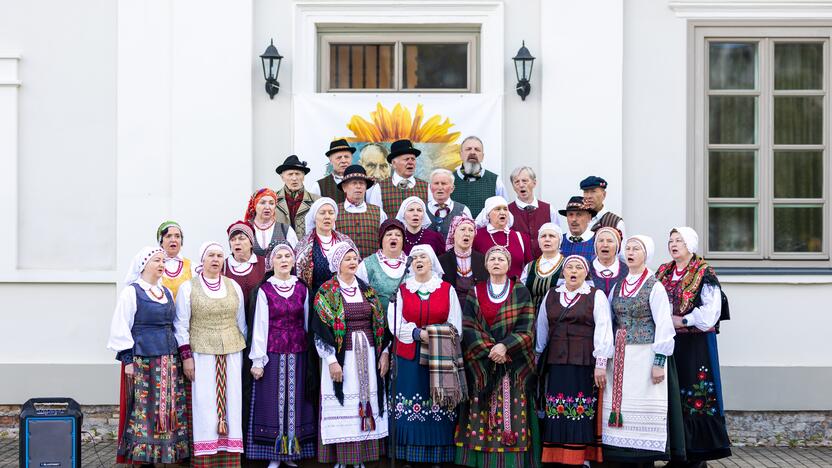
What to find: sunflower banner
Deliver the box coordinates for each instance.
[292,94,503,182]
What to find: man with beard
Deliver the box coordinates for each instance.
[358,142,391,181]
[337,164,388,258]
[581,175,626,240]
[450,135,506,217]
[558,195,598,263]
[274,155,319,239]
[507,166,559,258]
[426,168,472,239]
[311,138,355,203]
[366,138,429,218]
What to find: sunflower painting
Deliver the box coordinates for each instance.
[326,102,462,181]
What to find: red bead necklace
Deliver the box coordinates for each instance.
[621,269,649,297]
[201,273,222,292]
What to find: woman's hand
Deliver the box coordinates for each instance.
[419,329,429,342]
[124,364,134,376]
[379,352,390,377]
[671,315,685,328]
[329,362,343,382]
[652,365,665,385]
[489,343,508,364]
[594,368,606,389]
[251,367,264,380]
[183,358,195,381]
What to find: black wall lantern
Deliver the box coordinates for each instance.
[512,40,535,101]
[260,39,284,99]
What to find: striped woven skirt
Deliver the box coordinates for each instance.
[117,355,190,464]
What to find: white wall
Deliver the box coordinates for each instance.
[0,0,116,271]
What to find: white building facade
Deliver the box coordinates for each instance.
[1,0,830,440]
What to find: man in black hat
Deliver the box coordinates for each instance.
[365,138,429,218]
[558,195,598,263]
[450,135,506,218]
[275,155,319,239]
[311,138,355,203]
[580,175,626,240]
[337,165,388,258]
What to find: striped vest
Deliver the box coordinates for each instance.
[317,174,346,204]
[336,202,382,259]
[377,177,428,218]
[427,201,466,240]
[451,169,498,217]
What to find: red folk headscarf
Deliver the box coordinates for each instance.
[245,188,278,222]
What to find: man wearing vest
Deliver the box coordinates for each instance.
[311,138,354,203]
[275,155,319,239]
[507,166,560,258]
[366,138,429,218]
[337,164,387,259]
[581,175,627,240]
[426,168,472,240]
[450,135,506,217]
[559,195,598,263]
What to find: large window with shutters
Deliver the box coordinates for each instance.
[693,26,830,266]
[318,26,479,92]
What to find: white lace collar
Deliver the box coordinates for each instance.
[592,257,619,275]
[404,274,442,293]
[267,275,297,288]
[555,281,591,295]
[228,253,258,268]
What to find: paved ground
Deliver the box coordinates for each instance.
[3,437,831,467]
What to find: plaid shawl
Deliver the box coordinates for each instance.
[655,254,719,316]
[295,230,355,287]
[310,276,391,410]
[461,283,536,398]
[418,324,468,409]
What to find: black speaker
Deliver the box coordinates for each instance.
[19,398,83,468]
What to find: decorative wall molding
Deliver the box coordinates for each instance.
[0,54,20,279]
[670,0,832,19]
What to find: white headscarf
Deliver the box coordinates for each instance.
[328,241,358,274]
[305,197,339,235]
[625,235,655,263]
[475,195,515,229]
[396,196,431,230]
[123,246,164,287]
[673,226,699,255]
[267,241,295,271]
[197,241,225,273]
[407,244,444,278]
[538,222,564,252]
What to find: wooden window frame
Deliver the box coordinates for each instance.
[691,25,832,268]
[318,26,480,93]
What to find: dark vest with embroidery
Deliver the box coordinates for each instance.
[336,203,381,259]
[589,259,628,297]
[130,284,178,357]
[378,177,428,219]
[509,201,551,259]
[524,257,564,311]
[262,281,308,354]
[317,174,346,204]
[611,276,657,345]
[396,281,451,360]
[451,169,498,217]
[545,288,596,366]
[252,224,291,259]
[427,201,466,240]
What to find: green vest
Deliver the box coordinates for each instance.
[451,169,498,217]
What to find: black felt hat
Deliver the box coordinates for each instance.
[337,164,375,191]
[387,139,421,162]
[326,138,357,157]
[558,195,597,216]
[275,155,311,175]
